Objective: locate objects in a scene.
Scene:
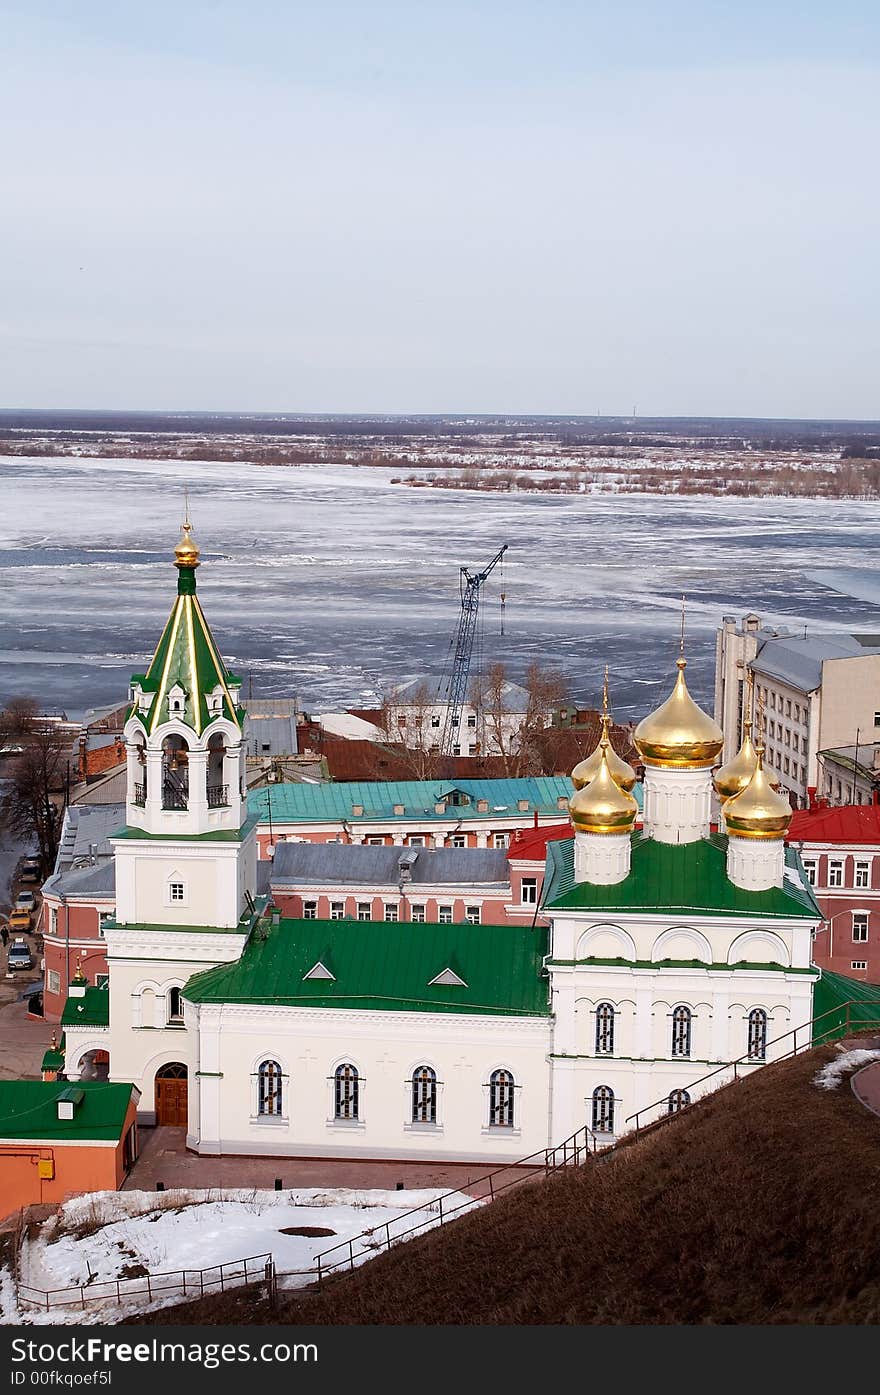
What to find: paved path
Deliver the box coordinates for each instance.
[124,1126,538,1199]
[0,991,53,1080]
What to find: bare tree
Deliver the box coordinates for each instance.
[470,661,570,776]
[1,700,72,869]
[374,681,442,780]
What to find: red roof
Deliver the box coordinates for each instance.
[507,822,572,862]
[789,804,880,846]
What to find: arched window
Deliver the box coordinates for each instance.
[258,1060,283,1116]
[411,1065,437,1124]
[668,1088,691,1114]
[592,1085,615,1134]
[595,1002,615,1055]
[167,987,184,1025]
[488,1069,515,1127]
[334,1063,359,1121]
[162,735,189,810]
[671,1006,692,1058]
[747,1008,768,1061]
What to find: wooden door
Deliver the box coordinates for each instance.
[155,1075,188,1126]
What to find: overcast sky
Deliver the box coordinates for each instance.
[2,1,878,417]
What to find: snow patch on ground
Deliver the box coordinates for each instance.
[813,1047,880,1090]
[2,1186,481,1325]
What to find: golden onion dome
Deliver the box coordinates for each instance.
[569,742,639,835]
[723,747,793,840]
[572,717,638,793]
[174,520,201,569]
[633,658,724,769]
[714,721,758,801]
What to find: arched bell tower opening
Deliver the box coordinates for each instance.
[162,734,190,810]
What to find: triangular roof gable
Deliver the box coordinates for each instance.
[303,958,336,981]
[428,966,468,987]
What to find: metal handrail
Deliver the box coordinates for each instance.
[309,1124,597,1286]
[626,999,880,1133]
[17,1252,272,1313]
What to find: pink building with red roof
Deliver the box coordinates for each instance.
[789,805,880,983]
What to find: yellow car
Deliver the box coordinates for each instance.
[8,907,31,933]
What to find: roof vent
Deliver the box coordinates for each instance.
[428,967,468,988]
[57,1086,85,1121]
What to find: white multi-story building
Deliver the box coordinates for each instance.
[715,614,880,808]
[381,677,539,758]
[63,534,822,1159]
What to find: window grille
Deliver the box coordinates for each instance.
[668,1088,690,1113]
[169,883,185,902]
[671,1006,692,1058]
[591,1085,614,1133]
[747,1008,767,1060]
[595,1002,615,1055]
[334,1064,359,1120]
[488,1069,515,1127]
[258,1060,283,1116]
[411,1066,437,1124]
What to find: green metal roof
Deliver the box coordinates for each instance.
[0,1081,134,1142]
[129,565,244,737]
[61,986,110,1028]
[543,833,821,920]
[248,776,575,825]
[184,918,551,1017]
[41,1037,66,1072]
[812,969,880,1043]
[111,810,260,843]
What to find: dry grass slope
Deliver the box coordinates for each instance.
[143,1039,880,1325]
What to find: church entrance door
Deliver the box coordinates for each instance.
[155,1062,188,1126]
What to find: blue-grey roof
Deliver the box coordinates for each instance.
[751,633,880,693]
[270,841,510,887]
[247,715,299,758]
[54,804,126,872]
[43,861,116,902]
[249,776,572,825]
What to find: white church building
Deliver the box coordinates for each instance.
[62,527,821,1162]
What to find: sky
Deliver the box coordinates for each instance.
[1,1,879,418]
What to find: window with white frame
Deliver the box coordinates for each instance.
[169,882,185,903]
[357,902,372,921]
[852,960,868,971]
[488,1069,515,1127]
[494,832,509,848]
[334,1063,360,1120]
[591,1085,614,1134]
[50,908,58,935]
[167,986,184,1025]
[595,1002,615,1055]
[257,1060,283,1117]
[303,900,317,919]
[410,903,426,923]
[855,861,871,889]
[521,877,538,905]
[330,901,345,920]
[384,903,399,922]
[671,1005,692,1058]
[853,913,869,942]
[828,860,844,887]
[407,836,425,847]
[438,905,453,923]
[465,905,481,924]
[366,836,385,845]
[411,1066,437,1124]
[802,859,817,886]
[450,834,466,848]
[747,1008,768,1060]
[47,969,60,996]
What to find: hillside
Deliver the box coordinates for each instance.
[145,1034,880,1325]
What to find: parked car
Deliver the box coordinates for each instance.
[8,908,32,933]
[19,864,41,883]
[7,939,33,971]
[15,890,36,911]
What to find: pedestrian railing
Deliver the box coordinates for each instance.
[18,1252,273,1312]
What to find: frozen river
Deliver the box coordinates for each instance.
[1,453,879,723]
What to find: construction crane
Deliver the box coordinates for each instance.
[439,544,508,757]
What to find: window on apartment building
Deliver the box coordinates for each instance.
[384,903,399,922]
[452,745,461,756]
[450,834,466,848]
[852,961,868,971]
[853,914,869,942]
[801,859,817,886]
[169,882,185,902]
[671,1006,692,1058]
[770,692,776,709]
[50,908,58,935]
[357,902,372,921]
[465,905,481,924]
[747,1008,768,1061]
[366,836,385,845]
[784,729,790,746]
[785,699,791,716]
[595,1002,615,1055]
[330,902,345,920]
[431,715,441,728]
[407,836,425,847]
[303,900,318,919]
[794,704,801,722]
[410,903,426,923]
[855,861,871,888]
[792,734,799,753]
[47,969,60,996]
[783,757,790,775]
[438,905,453,923]
[467,713,477,727]
[874,713,880,727]
[494,832,509,848]
[521,877,538,905]
[452,716,460,728]
[828,861,844,888]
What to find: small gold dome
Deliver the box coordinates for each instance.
[572,718,638,792]
[723,747,792,840]
[633,658,724,769]
[174,520,201,569]
[569,742,639,835]
[714,722,758,801]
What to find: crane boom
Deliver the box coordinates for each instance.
[439,544,508,758]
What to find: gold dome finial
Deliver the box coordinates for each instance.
[73,956,86,983]
[571,667,637,792]
[633,612,724,769]
[569,740,639,835]
[723,735,793,840]
[174,492,200,570]
[715,670,757,800]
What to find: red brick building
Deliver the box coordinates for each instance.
[788,805,880,983]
